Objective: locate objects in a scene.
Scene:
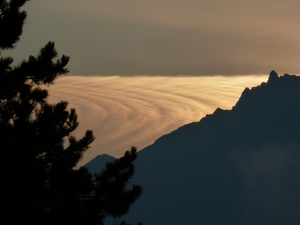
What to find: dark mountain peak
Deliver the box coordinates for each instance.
[84,154,116,174]
[93,153,115,160]
[87,71,300,225]
[144,72,300,156]
[233,71,300,112]
[267,70,279,83]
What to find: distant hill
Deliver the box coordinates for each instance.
[86,71,300,225]
[84,154,116,174]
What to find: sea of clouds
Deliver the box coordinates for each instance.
[48,75,268,166]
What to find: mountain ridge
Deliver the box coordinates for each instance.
[86,71,300,225]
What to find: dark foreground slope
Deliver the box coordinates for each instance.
[87,71,300,225]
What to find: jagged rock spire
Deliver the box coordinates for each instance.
[267,70,279,83]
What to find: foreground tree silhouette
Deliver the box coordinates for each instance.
[0,1,142,224]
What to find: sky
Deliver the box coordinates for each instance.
[3,1,299,165]
[5,0,300,76]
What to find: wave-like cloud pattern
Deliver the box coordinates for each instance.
[48,75,268,166]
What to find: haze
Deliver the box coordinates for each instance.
[6,0,300,75]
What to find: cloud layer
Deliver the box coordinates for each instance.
[48,75,268,166]
[5,0,300,75]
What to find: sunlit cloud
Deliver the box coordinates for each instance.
[48,75,268,166]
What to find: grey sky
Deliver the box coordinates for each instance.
[5,0,300,75]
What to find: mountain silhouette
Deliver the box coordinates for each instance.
[86,71,300,225]
[84,154,116,173]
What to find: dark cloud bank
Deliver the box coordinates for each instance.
[86,71,300,225]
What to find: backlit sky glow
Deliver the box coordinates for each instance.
[4,1,299,165]
[6,0,300,75]
[48,75,268,166]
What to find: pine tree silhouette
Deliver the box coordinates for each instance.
[0,1,142,224]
